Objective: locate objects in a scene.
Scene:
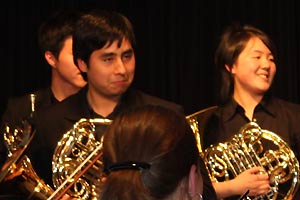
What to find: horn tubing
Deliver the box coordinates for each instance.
[48,144,103,200]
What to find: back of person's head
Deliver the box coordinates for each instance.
[73,9,136,67]
[214,23,277,104]
[101,105,201,200]
[38,9,82,58]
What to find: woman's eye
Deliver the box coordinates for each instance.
[269,57,275,62]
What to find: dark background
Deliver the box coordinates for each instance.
[1,0,300,116]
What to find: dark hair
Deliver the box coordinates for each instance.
[38,9,82,58]
[215,23,277,104]
[73,10,136,67]
[101,105,200,200]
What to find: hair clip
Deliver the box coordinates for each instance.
[105,161,151,174]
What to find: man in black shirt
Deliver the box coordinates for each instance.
[0,9,86,198]
[27,10,217,199]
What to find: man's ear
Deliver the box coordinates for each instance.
[44,51,57,68]
[77,59,88,72]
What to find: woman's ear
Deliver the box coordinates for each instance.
[188,165,197,195]
[77,59,88,72]
[188,164,203,198]
[226,64,237,75]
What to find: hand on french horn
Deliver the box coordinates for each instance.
[212,166,270,199]
[232,166,270,197]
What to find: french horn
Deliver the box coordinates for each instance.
[0,119,54,199]
[50,118,112,200]
[1,117,112,199]
[186,106,218,155]
[187,110,300,200]
[1,93,114,199]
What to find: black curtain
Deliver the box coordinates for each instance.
[1,0,300,116]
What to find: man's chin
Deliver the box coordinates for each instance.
[111,87,129,96]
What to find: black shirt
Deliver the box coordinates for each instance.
[202,97,300,159]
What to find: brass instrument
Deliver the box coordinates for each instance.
[50,118,112,200]
[186,106,218,154]
[1,117,112,199]
[1,93,56,199]
[3,101,299,199]
[0,120,54,199]
[204,122,299,199]
[1,92,113,199]
[186,110,299,200]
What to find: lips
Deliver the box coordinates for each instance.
[113,79,127,83]
[259,74,269,79]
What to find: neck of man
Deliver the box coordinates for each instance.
[87,89,120,118]
[51,81,82,102]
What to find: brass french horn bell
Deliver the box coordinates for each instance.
[0,120,54,199]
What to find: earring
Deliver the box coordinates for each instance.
[188,192,203,200]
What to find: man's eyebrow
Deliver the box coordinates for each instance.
[101,52,116,57]
[101,49,134,57]
[122,48,134,54]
